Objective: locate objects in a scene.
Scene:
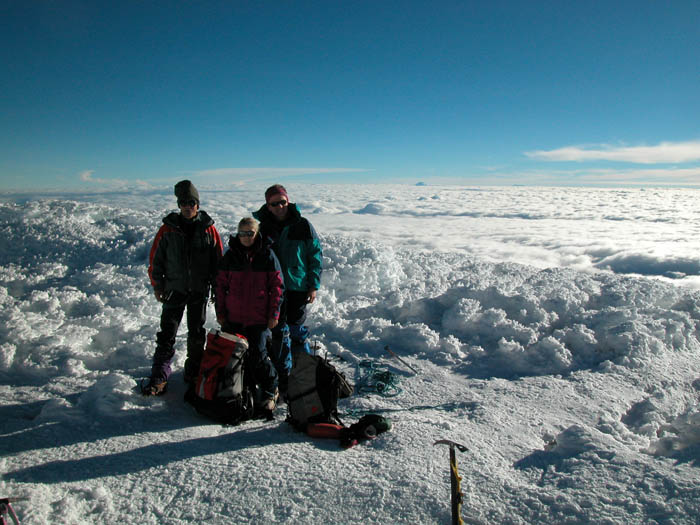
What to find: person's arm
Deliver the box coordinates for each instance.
[148,226,168,301]
[267,251,285,322]
[305,222,323,300]
[209,225,224,281]
[214,268,229,324]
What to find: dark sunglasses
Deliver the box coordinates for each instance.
[178,199,197,208]
[268,200,288,208]
[237,230,256,238]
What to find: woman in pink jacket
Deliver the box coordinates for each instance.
[215,217,284,411]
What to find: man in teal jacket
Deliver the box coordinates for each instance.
[253,184,322,396]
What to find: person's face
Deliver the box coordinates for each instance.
[266,194,289,221]
[178,199,199,219]
[237,225,258,247]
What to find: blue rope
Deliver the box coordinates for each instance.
[355,359,402,398]
[337,358,403,419]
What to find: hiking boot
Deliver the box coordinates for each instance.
[141,378,168,397]
[261,388,279,411]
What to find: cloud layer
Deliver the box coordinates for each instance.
[526,141,700,164]
[193,167,371,179]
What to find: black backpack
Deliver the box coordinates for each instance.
[286,351,353,428]
[185,330,255,425]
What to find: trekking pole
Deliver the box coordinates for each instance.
[383,345,419,375]
[0,497,26,525]
[433,440,468,525]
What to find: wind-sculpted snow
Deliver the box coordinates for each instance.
[316,234,698,378]
[1,188,700,524]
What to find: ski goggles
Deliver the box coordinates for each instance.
[178,199,197,208]
[268,200,288,208]
[237,230,256,238]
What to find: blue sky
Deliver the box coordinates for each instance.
[1,0,699,191]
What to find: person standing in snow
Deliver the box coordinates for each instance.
[253,184,322,398]
[214,217,283,411]
[143,180,223,396]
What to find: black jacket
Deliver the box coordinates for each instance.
[148,210,223,297]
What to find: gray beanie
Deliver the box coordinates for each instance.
[174,180,199,204]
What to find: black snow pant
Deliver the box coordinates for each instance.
[150,291,207,383]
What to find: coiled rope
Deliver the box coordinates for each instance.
[354,359,402,398]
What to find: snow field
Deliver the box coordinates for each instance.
[1,185,699,523]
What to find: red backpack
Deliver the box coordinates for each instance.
[185,330,255,425]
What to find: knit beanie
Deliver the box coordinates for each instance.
[174,180,200,204]
[265,184,288,204]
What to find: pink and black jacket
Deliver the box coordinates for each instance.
[215,235,284,327]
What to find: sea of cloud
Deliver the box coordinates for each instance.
[8,184,700,282]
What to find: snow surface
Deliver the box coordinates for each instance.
[1,184,699,524]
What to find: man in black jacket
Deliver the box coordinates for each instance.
[143,180,223,396]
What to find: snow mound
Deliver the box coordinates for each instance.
[78,373,156,417]
[651,407,700,462]
[314,234,699,378]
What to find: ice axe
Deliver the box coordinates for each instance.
[384,345,419,374]
[434,440,468,525]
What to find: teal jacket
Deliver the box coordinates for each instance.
[253,203,322,292]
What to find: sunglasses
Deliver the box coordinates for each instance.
[237,230,256,238]
[268,200,288,208]
[178,199,197,208]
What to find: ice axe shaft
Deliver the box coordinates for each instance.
[384,345,419,374]
[434,440,467,525]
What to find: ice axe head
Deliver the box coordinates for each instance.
[433,439,468,453]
